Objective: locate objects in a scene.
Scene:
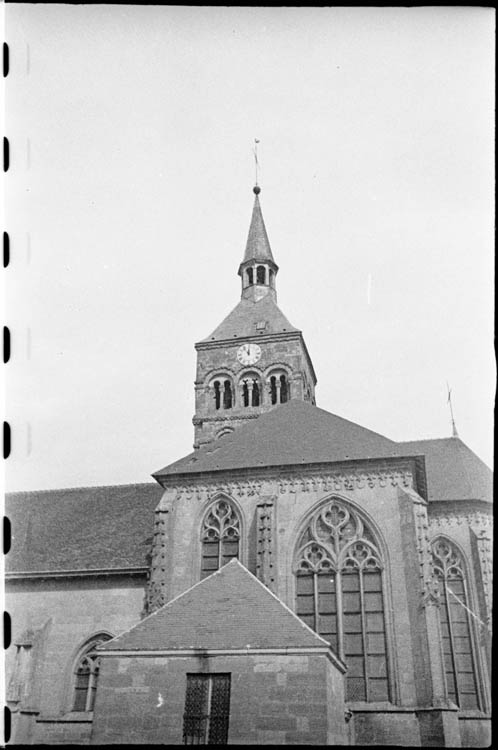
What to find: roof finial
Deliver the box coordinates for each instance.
[253,138,260,193]
[446,382,459,437]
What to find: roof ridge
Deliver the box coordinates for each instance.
[6,481,159,497]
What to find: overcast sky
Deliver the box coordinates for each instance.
[5,5,495,492]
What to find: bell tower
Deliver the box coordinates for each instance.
[238,186,279,302]
[192,185,317,448]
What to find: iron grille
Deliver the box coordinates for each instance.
[183,674,230,745]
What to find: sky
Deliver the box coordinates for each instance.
[4,5,495,492]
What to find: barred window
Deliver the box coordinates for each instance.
[183,673,231,745]
[432,538,481,710]
[72,634,112,712]
[295,499,390,703]
[201,499,240,579]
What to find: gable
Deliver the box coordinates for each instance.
[99,560,331,653]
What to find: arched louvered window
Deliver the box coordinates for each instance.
[295,499,390,703]
[72,634,112,712]
[431,538,481,710]
[201,499,240,579]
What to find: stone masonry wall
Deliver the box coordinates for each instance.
[91,652,346,745]
[6,575,147,745]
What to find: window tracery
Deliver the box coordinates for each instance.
[201,499,240,579]
[72,634,112,712]
[295,499,389,703]
[431,537,482,710]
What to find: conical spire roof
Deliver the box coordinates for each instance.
[242,187,276,265]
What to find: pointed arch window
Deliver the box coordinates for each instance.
[294,499,390,703]
[201,499,240,579]
[431,538,482,710]
[72,634,112,712]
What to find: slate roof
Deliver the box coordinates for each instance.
[99,560,330,652]
[398,437,493,503]
[241,192,276,265]
[154,399,400,478]
[199,293,298,343]
[5,483,162,574]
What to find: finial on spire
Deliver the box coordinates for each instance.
[253,138,260,189]
[446,382,459,437]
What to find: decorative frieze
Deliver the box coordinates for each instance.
[428,510,492,529]
[171,480,263,502]
[277,470,413,494]
[164,468,413,501]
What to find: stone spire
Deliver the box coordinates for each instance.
[238,186,279,302]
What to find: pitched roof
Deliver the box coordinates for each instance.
[241,192,276,266]
[99,560,330,652]
[154,399,399,478]
[198,293,299,343]
[397,437,493,503]
[5,483,162,574]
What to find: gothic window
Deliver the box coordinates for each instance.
[431,538,481,710]
[256,265,266,284]
[214,381,221,410]
[201,499,240,579]
[72,634,112,712]
[295,499,390,703]
[183,673,231,745]
[222,380,232,409]
[246,268,253,286]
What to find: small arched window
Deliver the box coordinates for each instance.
[223,380,232,410]
[295,499,390,703]
[246,268,254,286]
[242,378,260,408]
[72,634,112,712]
[201,499,240,579]
[431,538,482,710]
[280,374,288,403]
[257,265,266,284]
[213,381,221,411]
[242,380,249,407]
[269,373,289,405]
[269,268,274,287]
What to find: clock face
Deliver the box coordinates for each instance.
[237,343,262,366]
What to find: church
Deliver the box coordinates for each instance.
[5,185,492,746]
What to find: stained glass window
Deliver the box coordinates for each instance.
[201,499,240,579]
[295,499,389,702]
[431,538,481,710]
